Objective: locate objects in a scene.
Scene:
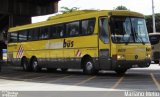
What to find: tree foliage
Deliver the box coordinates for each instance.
[60,7,79,14]
[145,14,160,33]
[115,5,128,10]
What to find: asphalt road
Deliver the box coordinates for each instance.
[0,64,160,97]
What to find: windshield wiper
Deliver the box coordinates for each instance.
[125,34,132,45]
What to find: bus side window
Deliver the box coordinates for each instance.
[66,21,80,37]
[82,18,96,35]
[18,30,28,42]
[50,26,58,39]
[99,17,109,43]
[28,28,38,41]
[57,24,64,38]
[39,26,49,39]
[9,32,18,43]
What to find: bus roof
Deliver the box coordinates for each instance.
[47,10,143,20]
[8,10,144,32]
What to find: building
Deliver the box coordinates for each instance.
[0,0,60,60]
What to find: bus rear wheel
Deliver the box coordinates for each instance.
[22,58,30,71]
[31,58,41,72]
[83,59,97,75]
[115,69,127,75]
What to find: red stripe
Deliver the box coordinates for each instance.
[16,45,24,58]
[19,46,24,58]
[17,46,21,58]
[76,50,81,57]
[16,46,21,58]
[76,50,79,57]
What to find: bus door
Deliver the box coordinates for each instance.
[98,17,111,69]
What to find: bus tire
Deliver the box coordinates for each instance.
[115,69,127,75]
[83,59,96,75]
[61,68,68,72]
[21,58,30,71]
[31,58,41,72]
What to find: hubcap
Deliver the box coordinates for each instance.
[86,62,93,70]
[33,61,38,69]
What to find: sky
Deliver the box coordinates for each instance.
[32,0,160,23]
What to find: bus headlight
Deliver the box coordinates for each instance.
[117,55,125,60]
[146,54,151,58]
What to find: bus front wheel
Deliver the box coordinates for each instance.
[83,59,97,75]
[31,58,41,72]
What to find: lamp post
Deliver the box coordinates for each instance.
[152,0,156,33]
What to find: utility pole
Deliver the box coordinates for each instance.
[152,0,156,33]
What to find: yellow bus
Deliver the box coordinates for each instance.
[7,10,152,74]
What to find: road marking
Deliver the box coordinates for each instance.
[0,73,38,81]
[150,73,160,91]
[25,75,49,81]
[0,72,22,76]
[111,76,124,89]
[64,76,96,90]
[74,76,97,86]
[47,75,73,83]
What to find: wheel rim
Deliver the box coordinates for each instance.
[86,62,93,71]
[33,61,38,70]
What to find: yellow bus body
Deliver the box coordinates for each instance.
[7,10,152,74]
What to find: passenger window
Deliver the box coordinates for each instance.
[99,17,109,43]
[57,24,65,38]
[66,21,79,36]
[50,26,58,38]
[39,27,49,39]
[82,18,95,35]
[9,32,18,42]
[18,30,28,42]
[28,28,39,40]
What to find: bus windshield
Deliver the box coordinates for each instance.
[110,16,150,44]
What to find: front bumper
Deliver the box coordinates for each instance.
[112,59,151,69]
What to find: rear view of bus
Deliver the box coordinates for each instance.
[149,33,160,64]
[109,11,151,74]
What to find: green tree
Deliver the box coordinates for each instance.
[60,7,79,14]
[115,5,128,10]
